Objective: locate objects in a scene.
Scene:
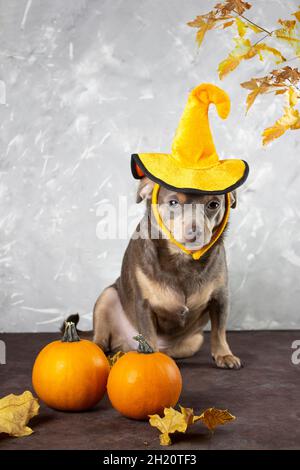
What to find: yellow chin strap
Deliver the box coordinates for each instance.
[151,183,231,260]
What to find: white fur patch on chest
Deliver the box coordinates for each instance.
[136,266,215,316]
[136,267,185,313]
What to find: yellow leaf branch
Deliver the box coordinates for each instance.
[262,106,300,145]
[187,1,300,145]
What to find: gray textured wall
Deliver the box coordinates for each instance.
[0,0,299,332]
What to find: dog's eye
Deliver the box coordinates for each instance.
[206,200,220,210]
[169,199,179,207]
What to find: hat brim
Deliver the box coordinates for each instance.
[131,153,249,195]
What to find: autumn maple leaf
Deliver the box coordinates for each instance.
[198,408,236,431]
[218,38,285,80]
[272,66,300,85]
[241,67,300,112]
[293,7,300,22]
[149,406,235,446]
[275,18,300,56]
[263,107,300,145]
[188,1,300,146]
[187,14,218,46]
[0,391,39,437]
[187,1,253,47]
[216,0,252,16]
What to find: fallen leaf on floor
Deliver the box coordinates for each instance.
[108,351,125,367]
[149,407,188,446]
[0,391,39,437]
[149,405,235,446]
[178,405,202,425]
[198,407,236,431]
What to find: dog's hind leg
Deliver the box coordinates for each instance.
[93,285,138,353]
[93,286,116,352]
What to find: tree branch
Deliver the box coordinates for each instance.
[252,33,271,47]
[233,10,272,35]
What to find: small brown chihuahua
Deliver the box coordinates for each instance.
[93,176,242,369]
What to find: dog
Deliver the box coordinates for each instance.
[92,176,242,369]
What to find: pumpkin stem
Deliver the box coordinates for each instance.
[133,334,154,354]
[62,321,80,342]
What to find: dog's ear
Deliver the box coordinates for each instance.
[136,177,155,203]
[230,190,237,209]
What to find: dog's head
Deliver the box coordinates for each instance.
[136,177,237,252]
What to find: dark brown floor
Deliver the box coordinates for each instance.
[0,331,300,450]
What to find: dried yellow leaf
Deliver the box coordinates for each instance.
[275,88,288,95]
[241,77,276,112]
[262,107,300,145]
[149,407,188,446]
[275,106,299,126]
[219,55,241,79]
[196,18,216,47]
[271,66,300,85]
[198,408,236,431]
[289,87,299,107]
[254,44,285,63]
[187,14,220,47]
[241,78,260,90]
[275,19,300,56]
[218,37,251,79]
[216,0,252,16]
[245,89,260,112]
[241,67,300,113]
[219,37,285,80]
[222,20,235,29]
[293,8,300,22]
[235,17,247,37]
[278,19,297,32]
[187,15,208,28]
[149,405,236,446]
[0,391,39,437]
[262,125,286,145]
[179,405,202,425]
[291,117,300,129]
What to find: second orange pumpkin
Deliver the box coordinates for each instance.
[107,335,182,420]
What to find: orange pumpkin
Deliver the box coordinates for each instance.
[32,321,110,411]
[107,335,182,420]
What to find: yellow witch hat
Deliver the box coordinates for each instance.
[131,83,249,194]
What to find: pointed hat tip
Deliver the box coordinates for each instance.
[191,83,230,120]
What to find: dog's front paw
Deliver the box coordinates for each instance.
[213,354,243,370]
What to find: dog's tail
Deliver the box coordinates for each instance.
[60,313,93,339]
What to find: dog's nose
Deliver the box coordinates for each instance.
[187,233,197,243]
[186,225,196,237]
[185,226,201,242]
